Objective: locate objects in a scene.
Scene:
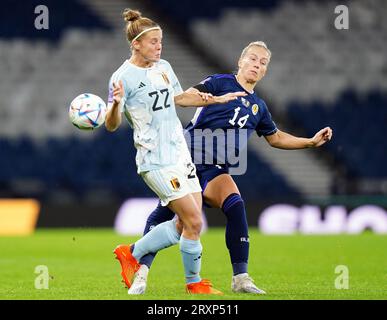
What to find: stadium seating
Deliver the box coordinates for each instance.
[187,0,387,194]
[0,0,302,202]
[234,151,300,199]
[190,0,387,109]
[0,129,298,201]
[152,0,288,25]
[2,0,384,201]
[288,89,387,179]
[0,0,110,41]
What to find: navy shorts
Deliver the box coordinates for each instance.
[195,164,229,193]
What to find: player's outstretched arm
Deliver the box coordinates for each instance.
[174,88,246,107]
[105,81,124,132]
[265,127,333,150]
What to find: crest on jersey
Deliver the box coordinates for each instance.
[161,72,170,85]
[241,97,250,108]
[170,177,181,191]
[252,104,259,115]
[147,69,170,88]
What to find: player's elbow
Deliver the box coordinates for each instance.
[266,132,281,148]
[105,119,120,132]
[105,113,121,132]
[105,125,116,132]
[106,124,120,132]
[268,139,280,148]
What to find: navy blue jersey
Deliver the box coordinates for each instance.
[184,74,277,167]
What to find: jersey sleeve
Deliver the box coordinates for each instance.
[255,100,278,137]
[197,75,218,95]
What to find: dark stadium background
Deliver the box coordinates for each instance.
[1,0,386,235]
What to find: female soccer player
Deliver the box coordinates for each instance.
[106,9,246,295]
[128,41,333,294]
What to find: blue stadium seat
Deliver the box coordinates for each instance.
[288,89,387,180]
[0,128,299,201]
[0,0,111,42]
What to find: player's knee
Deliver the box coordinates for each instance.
[192,218,203,234]
[185,215,203,235]
[222,193,244,211]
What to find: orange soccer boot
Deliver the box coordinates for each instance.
[113,244,140,289]
[186,279,223,295]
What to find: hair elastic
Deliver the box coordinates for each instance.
[131,27,161,43]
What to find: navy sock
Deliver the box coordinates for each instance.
[139,201,175,268]
[222,193,249,275]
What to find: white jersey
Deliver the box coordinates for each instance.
[108,59,188,173]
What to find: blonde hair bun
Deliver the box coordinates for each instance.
[123,9,141,22]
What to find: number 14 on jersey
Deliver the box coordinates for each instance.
[229,107,249,128]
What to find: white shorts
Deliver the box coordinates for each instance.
[140,158,202,207]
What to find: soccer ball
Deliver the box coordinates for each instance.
[69,93,107,130]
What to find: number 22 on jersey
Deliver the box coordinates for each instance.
[148,89,170,111]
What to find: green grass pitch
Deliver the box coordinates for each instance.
[0,228,386,300]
